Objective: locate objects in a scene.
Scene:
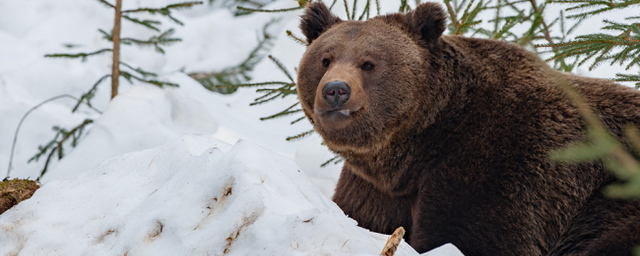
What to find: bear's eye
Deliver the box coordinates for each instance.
[361,62,374,71]
[322,58,331,67]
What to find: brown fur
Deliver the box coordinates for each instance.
[297,2,640,256]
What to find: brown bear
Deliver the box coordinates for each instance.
[296,2,640,256]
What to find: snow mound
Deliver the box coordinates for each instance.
[0,134,458,256]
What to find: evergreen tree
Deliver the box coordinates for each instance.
[7,0,202,179]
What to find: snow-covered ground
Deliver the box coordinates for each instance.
[0,0,636,254]
[2,134,454,255]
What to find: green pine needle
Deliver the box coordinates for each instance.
[287,30,308,46]
[286,129,314,141]
[267,55,295,82]
[329,0,339,10]
[320,155,344,167]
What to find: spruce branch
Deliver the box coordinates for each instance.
[541,20,640,70]
[399,0,411,13]
[119,62,176,87]
[44,48,112,62]
[259,102,301,121]
[286,129,314,141]
[72,74,111,113]
[255,88,298,94]
[121,29,182,54]
[96,0,115,8]
[352,0,359,19]
[120,62,158,78]
[253,90,279,103]
[28,119,94,178]
[236,5,303,13]
[445,0,486,35]
[123,1,203,26]
[358,0,371,20]
[250,88,295,105]
[122,15,162,31]
[527,0,554,46]
[458,0,484,35]
[329,0,339,10]
[343,0,351,20]
[291,116,306,125]
[491,15,522,39]
[444,0,462,33]
[223,81,292,87]
[287,30,308,46]
[516,1,545,47]
[224,55,297,116]
[98,28,113,41]
[120,70,178,87]
[615,73,640,88]
[6,95,101,179]
[268,55,295,83]
[320,155,344,167]
[549,0,640,19]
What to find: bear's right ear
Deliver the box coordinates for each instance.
[405,2,447,44]
[299,2,342,45]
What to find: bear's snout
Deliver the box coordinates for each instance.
[322,81,351,108]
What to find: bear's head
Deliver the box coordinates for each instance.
[297,2,447,154]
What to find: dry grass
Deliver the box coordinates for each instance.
[0,178,39,215]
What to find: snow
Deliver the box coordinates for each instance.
[0,0,634,254]
[0,134,462,255]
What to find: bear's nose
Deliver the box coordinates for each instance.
[322,81,351,108]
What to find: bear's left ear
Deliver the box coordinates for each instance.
[405,2,447,44]
[300,2,342,45]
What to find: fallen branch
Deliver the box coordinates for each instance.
[380,226,406,256]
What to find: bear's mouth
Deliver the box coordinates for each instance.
[316,107,362,130]
[320,106,361,118]
[331,109,352,116]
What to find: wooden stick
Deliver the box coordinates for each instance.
[380,227,406,256]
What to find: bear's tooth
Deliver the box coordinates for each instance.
[339,109,350,116]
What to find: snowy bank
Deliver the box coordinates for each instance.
[0,134,463,255]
